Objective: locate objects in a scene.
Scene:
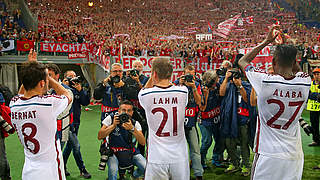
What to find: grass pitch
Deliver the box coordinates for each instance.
[5,106,320,179]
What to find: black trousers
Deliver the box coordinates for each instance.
[310,111,320,143]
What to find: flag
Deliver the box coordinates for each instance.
[208,22,213,33]
[17,40,35,51]
[212,14,241,39]
[0,40,14,52]
[245,16,254,24]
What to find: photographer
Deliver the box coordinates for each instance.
[198,70,225,169]
[0,92,14,180]
[94,63,125,121]
[122,60,149,156]
[173,65,203,180]
[219,63,252,176]
[94,63,125,170]
[98,100,146,180]
[62,70,91,179]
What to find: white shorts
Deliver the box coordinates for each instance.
[145,160,190,180]
[251,153,303,180]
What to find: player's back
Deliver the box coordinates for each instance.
[254,72,310,159]
[138,85,188,164]
[10,94,68,180]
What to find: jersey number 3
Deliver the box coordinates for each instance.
[152,107,177,137]
[267,99,304,130]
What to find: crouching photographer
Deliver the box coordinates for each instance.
[98,100,146,180]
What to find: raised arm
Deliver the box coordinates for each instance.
[238,25,280,72]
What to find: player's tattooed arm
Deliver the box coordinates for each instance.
[238,25,280,72]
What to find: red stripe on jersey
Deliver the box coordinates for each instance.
[255,116,261,153]
[251,153,260,180]
[54,138,63,180]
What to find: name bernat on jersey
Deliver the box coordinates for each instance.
[153,97,178,104]
[272,89,302,98]
[11,111,37,120]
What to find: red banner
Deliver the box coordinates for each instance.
[40,43,89,52]
[17,40,35,51]
[68,53,87,59]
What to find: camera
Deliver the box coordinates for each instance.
[216,68,227,76]
[229,69,241,80]
[184,74,194,82]
[0,116,14,134]
[129,69,139,77]
[109,75,121,85]
[66,76,83,86]
[204,79,215,88]
[118,113,130,124]
[98,143,113,171]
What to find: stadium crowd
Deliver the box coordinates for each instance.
[22,0,320,61]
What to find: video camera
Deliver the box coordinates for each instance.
[66,76,83,86]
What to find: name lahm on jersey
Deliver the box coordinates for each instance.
[153,97,178,104]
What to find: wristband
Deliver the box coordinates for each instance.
[130,127,135,133]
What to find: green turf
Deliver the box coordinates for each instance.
[5,106,320,179]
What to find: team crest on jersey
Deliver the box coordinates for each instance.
[113,126,121,136]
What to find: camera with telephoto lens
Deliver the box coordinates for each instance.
[184,74,194,82]
[118,112,130,125]
[216,68,227,76]
[204,79,215,88]
[228,69,241,81]
[66,76,83,86]
[0,116,14,134]
[109,75,121,85]
[98,143,113,171]
[129,69,139,77]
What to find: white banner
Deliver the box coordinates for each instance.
[239,46,272,57]
[0,40,14,52]
[113,56,184,81]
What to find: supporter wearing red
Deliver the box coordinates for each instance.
[62,70,91,179]
[198,70,225,169]
[46,63,74,148]
[173,65,204,180]
[219,60,252,176]
[0,90,14,180]
[10,58,72,180]
[98,100,146,180]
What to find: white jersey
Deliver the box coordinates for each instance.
[10,94,68,180]
[138,85,188,164]
[245,65,311,160]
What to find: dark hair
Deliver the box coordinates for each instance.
[21,61,47,91]
[273,45,297,67]
[46,63,61,75]
[152,57,173,80]
[119,100,134,108]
